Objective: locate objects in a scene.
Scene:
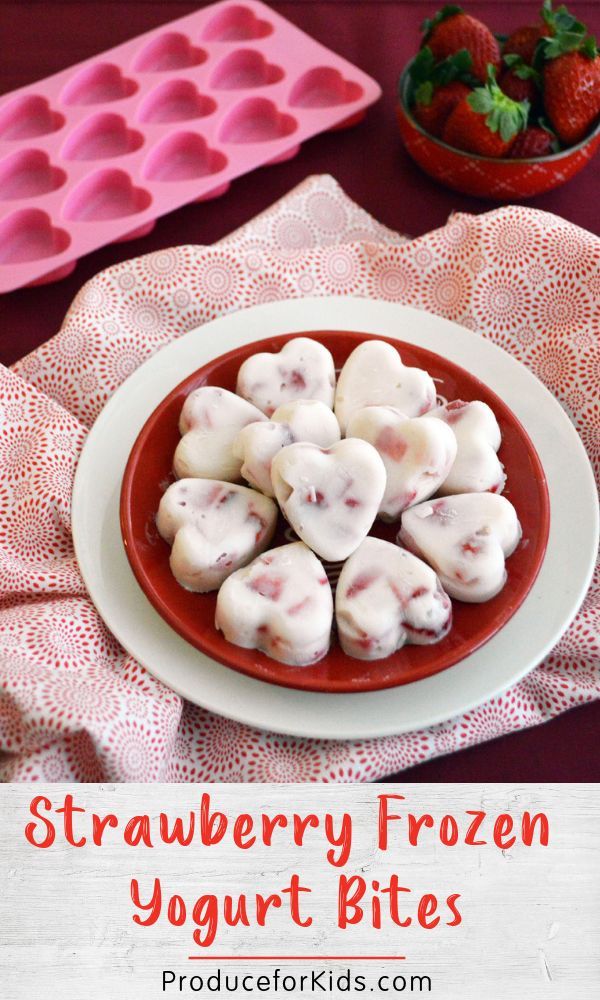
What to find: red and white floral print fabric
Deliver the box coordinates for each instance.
[1,175,598,782]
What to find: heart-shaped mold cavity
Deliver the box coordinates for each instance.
[201,4,273,41]
[63,168,151,221]
[210,49,284,89]
[0,150,67,200]
[289,67,364,108]
[137,80,216,124]
[62,112,144,161]
[0,208,70,264]
[143,132,227,182]
[132,32,207,72]
[0,95,65,140]
[61,63,138,106]
[219,97,297,143]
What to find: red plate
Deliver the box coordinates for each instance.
[120,330,550,693]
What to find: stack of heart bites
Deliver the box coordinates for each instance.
[156,337,522,667]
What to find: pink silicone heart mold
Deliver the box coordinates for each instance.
[0,150,66,200]
[63,168,151,221]
[201,4,273,41]
[143,132,227,182]
[210,49,284,89]
[137,81,216,124]
[132,32,207,72]
[219,97,297,143]
[0,95,65,141]
[62,112,144,160]
[289,67,364,108]
[61,63,138,106]
[0,208,70,264]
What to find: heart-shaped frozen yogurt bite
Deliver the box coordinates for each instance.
[336,537,452,660]
[234,399,341,497]
[236,337,336,416]
[157,479,277,592]
[334,340,437,433]
[346,405,457,520]
[399,493,521,602]
[423,400,506,494]
[271,439,386,562]
[174,386,266,481]
[215,542,333,666]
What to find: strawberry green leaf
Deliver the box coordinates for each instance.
[408,46,475,107]
[542,1,587,36]
[503,54,542,83]
[408,46,437,84]
[503,53,523,68]
[469,89,494,113]
[540,1,595,59]
[498,101,530,141]
[543,29,591,57]
[468,67,530,140]
[415,81,435,106]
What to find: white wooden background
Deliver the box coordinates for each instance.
[1,785,599,999]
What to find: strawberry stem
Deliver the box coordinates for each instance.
[468,65,530,141]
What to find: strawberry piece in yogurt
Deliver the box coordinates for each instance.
[336,537,452,660]
[346,405,457,520]
[423,399,506,495]
[398,492,521,602]
[174,386,266,481]
[236,337,335,416]
[215,542,333,665]
[334,340,436,433]
[271,439,386,562]
[157,479,277,592]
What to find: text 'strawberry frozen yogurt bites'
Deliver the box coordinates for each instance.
[346,405,457,519]
[236,337,336,416]
[271,439,386,562]
[424,399,506,495]
[174,386,266,482]
[234,399,341,497]
[215,542,334,666]
[334,339,437,433]
[399,492,522,602]
[157,479,277,592]
[336,537,453,660]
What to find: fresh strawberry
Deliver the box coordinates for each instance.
[504,25,544,65]
[408,46,474,136]
[509,125,556,157]
[543,47,600,143]
[538,4,600,147]
[422,5,501,83]
[442,67,529,156]
[414,80,472,136]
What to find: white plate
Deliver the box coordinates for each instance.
[72,298,598,740]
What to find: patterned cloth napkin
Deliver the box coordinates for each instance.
[0,175,598,782]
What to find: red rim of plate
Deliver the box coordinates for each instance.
[120,329,550,693]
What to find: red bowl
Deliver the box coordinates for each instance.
[120,330,549,693]
[396,63,600,199]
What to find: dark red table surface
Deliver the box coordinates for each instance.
[1,1,598,781]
